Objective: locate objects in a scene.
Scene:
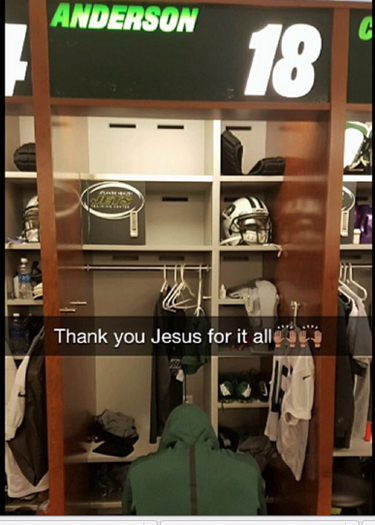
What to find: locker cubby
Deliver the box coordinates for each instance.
[219,356,273,381]
[340,175,372,317]
[220,120,268,175]
[5,251,42,302]
[94,355,208,452]
[83,251,212,317]
[80,179,213,248]
[220,184,281,246]
[218,358,272,434]
[219,252,277,291]
[6,302,43,313]
[218,407,269,435]
[220,119,326,178]
[356,183,373,206]
[5,179,38,242]
[89,117,214,175]
[82,250,213,448]
[52,116,217,175]
[343,119,372,175]
[340,252,372,316]
[5,116,35,172]
[145,181,212,247]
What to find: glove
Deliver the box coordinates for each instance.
[249,157,285,175]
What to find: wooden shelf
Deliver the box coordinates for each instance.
[80,173,213,183]
[7,299,43,306]
[5,172,37,184]
[346,103,372,112]
[220,175,284,182]
[218,298,244,305]
[4,492,48,512]
[346,103,372,121]
[340,244,372,251]
[5,96,34,116]
[346,104,372,125]
[343,174,372,192]
[5,242,41,250]
[220,245,280,252]
[343,174,372,183]
[82,244,281,253]
[87,438,158,464]
[82,244,212,252]
[218,353,272,358]
[51,98,330,121]
[334,437,372,457]
[218,400,269,409]
[89,493,274,510]
[5,500,41,511]
[90,492,123,510]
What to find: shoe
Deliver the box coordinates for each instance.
[218,426,240,451]
[219,375,235,403]
[235,372,252,402]
[249,368,269,402]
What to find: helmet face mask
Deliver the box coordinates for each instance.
[239,220,270,245]
[222,197,272,245]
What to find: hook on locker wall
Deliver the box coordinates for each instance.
[290,300,302,326]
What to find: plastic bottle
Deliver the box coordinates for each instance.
[18,258,33,300]
[9,313,28,355]
[13,274,20,298]
[353,228,361,245]
[219,284,227,299]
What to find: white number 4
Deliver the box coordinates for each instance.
[5,24,28,97]
[245,23,323,98]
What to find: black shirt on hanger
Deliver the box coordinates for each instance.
[149,290,185,444]
[334,298,355,449]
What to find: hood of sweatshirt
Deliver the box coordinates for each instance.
[159,404,220,451]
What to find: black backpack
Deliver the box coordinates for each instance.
[221,130,243,175]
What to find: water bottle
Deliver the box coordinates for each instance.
[19,257,33,300]
[9,313,28,355]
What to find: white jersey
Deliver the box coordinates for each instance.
[265,328,314,481]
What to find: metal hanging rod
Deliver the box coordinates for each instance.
[76,264,211,272]
[340,262,372,270]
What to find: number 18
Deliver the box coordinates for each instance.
[244,23,323,98]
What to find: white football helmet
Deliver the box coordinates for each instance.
[23,196,40,242]
[344,122,372,171]
[221,197,271,246]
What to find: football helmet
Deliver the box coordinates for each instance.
[221,197,272,245]
[23,196,40,242]
[344,122,372,173]
[354,204,372,244]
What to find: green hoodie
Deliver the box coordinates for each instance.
[122,404,267,515]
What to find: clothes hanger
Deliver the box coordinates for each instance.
[164,265,183,310]
[170,264,196,310]
[346,262,368,301]
[162,265,179,312]
[194,265,205,317]
[164,265,193,311]
[338,263,353,304]
[160,265,169,294]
